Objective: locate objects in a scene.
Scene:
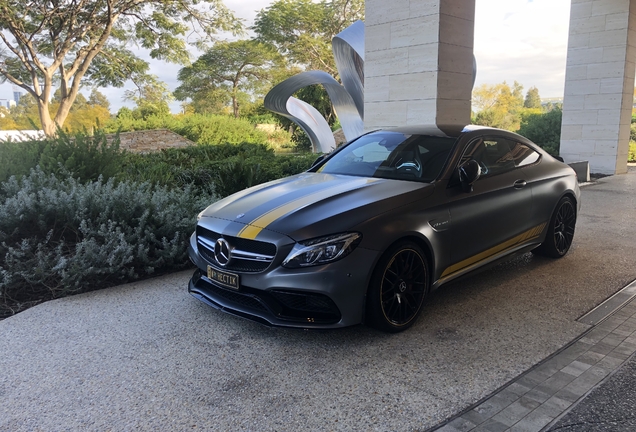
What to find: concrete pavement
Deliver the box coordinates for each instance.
[1,168,635,431]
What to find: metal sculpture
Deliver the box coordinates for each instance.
[264,20,366,153]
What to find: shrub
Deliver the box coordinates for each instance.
[119,143,317,197]
[105,113,268,145]
[0,139,46,183]
[0,130,124,184]
[38,129,124,182]
[517,108,562,156]
[629,141,636,163]
[0,167,216,317]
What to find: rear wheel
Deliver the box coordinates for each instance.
[534,196,576,258]
[366,241,429,332]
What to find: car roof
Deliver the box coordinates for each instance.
[379,124,505,138]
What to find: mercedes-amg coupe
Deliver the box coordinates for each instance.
[187,125,580,332]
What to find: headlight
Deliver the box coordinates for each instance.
[282,233,361,268]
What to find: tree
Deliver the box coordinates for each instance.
[472,81,525,131]
[524,86,542,109]
[518,108,562,156]
[0,0,242,136]
[124,74,174,119]
[253,0,364,77]
[6,91,41,129]
[88,89,110,111]
[175,40,284,118]
[0,106,19,130]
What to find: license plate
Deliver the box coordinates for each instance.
[207,266,239,290]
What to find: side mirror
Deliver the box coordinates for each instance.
[311,154,326,168]
[458,159,481,193]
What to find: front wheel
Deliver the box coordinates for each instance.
[366,241,430,333]
[534,196,577,258]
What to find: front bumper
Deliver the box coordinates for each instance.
[188,235,379,329]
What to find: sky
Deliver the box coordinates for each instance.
[0,0,571,113]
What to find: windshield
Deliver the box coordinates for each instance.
[315,132,456,182]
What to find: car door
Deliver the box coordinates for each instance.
[444,135,536,275]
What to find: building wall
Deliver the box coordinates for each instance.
[561,0,635,174]
[364,0,475,134]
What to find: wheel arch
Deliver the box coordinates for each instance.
[562,191,578,213]
[371,234,436,289]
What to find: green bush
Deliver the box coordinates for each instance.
[0,130,124,184]
[105,113,268,145]
[119,143,317,197]
[38,129,124,182]
[0,167,216,317]
[517,108,562,156]
[629,141,636,163]
[0,139,46,183]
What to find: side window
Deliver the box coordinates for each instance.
[461,137,517,177]
[510,142,541,167]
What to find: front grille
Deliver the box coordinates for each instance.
[270,290,340,315]
[190,271,341,325]
[204,283,268,312]
[196,226,276,273]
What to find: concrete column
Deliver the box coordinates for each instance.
[561,0,636,175]
[364,0,475,135]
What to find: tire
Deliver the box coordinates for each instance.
[533,196,577,258]
[366,241,430,333]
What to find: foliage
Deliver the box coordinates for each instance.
[0,130,123,183]
[472,81,525,131]
[0,167,216,317]
[38,130,124,183]
[0,0,241,135]
[2,90,111,132]
[123,74,174,120]
[524,86,542,109]
[105,113,268,145]
[0,106,19,130]
[253,0,364,77]
[629,141,636,163]
[2,93,41,130]
[175,40,285,118]
[0,139,46,183]
[119,143,317,197]
[518,108,563,156]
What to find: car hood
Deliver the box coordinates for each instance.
[199,173,433,241]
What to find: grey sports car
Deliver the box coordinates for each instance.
[187,125,580,332]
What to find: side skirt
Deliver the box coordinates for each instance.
[431,243,540,290]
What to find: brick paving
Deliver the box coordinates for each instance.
[432,279,636,432]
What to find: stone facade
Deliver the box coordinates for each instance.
[364,0,475,134]
[113,129,194,153]
[561,0,635,174]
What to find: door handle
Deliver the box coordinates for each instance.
[514,180,527,189]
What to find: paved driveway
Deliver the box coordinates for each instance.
[1,170,635,431]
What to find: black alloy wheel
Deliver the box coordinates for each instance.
[534,196,577,258]
[367,241,429,332]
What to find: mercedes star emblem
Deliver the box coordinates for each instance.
[214,238,232,267]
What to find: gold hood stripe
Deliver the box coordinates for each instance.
[237,178,380,240]
[441,222,547,279]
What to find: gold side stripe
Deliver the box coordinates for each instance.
[440,222,547,278]
[237,178,379,240]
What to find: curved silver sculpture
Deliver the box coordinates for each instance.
[264,71,363,153]
[332,20,365,119]
[265,22,366,153]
